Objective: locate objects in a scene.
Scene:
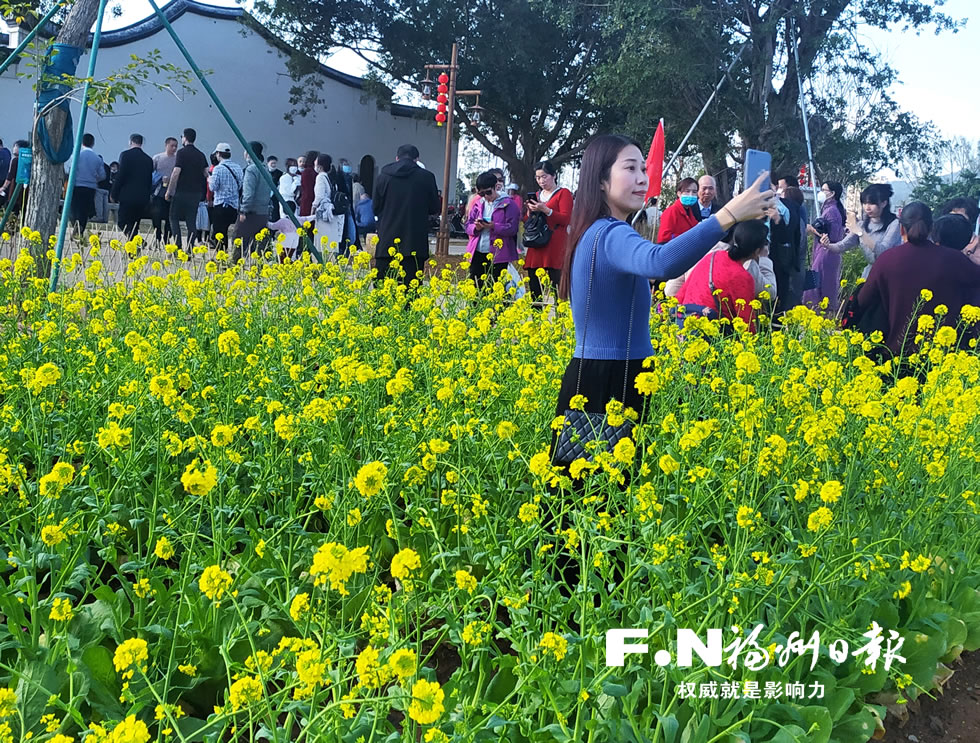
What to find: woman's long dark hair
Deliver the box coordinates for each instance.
[860,183,896,232]
[559,134,641,300]
[823,181,846,225]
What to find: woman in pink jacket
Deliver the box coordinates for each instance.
[466,170,520,291]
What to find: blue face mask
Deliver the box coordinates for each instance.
[342,165,352,174]
[680,195,698,207]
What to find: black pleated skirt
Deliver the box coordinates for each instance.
[554,357,651,420]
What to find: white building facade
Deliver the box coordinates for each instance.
[0,1,455,196]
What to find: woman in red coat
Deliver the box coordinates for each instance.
[657,177,700,242]
[524,159,574,301]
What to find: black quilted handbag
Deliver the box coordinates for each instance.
[553,224,636,467]
[523,211,552,248]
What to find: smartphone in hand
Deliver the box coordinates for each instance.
[526,192,538,203]
[744,149,772,193]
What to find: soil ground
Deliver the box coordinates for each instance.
[882,650,980,742]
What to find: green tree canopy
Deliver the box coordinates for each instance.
[594,0,957,197]
[254,0,958,195]
[253,0,631,189]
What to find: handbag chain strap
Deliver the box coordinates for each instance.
[708,251,720,315]
[574,220,636,405]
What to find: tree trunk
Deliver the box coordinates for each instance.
[24,0,103,276]
[702,144,735,204]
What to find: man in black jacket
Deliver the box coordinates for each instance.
[373,144,441,285]
[111,134,154,239]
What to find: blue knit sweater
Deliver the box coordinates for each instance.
[570,216,725,359]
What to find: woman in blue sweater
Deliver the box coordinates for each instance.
[553,135,774,440]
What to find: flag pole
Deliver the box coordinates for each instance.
[49,0,110,293]
[791,19,820,218]
[662,43,748,179]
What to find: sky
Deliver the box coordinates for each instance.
[111,0,979,144]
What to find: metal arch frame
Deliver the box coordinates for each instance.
[49,0,111,293]
[144,0,320,265]
[45,0,324,293]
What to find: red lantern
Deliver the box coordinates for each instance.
[438,84,448,94]
[435,112,447,123]
[437,93,448,104]
[438,73,449,84]
[437,103,447,113]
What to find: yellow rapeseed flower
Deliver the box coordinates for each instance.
[354,461,387,497]
[408,679,445,725]
[199,565,233,602]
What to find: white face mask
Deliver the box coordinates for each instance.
[289,166,298,175]
[817,191,827,205]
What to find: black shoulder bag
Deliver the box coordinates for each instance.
[553,224,636,467]
[523,190,555,249]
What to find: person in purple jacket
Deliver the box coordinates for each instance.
[465,170,520,291]
[803,180,847,312]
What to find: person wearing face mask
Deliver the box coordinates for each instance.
[278,158,300,213]
[816,184,901,280]
[465,170,520,291]
[657,178,701,242]
[803,180,847,312]
[329,157,358,254]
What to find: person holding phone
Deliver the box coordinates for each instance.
[524,159,573,302]
[552,134,773,451]
[816,184,902,280]
[465,170,520,290]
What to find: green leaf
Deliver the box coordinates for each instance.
[768,725,809,743]
[798,705,833,743]
[601,682,629,697]
[16,660,63,735]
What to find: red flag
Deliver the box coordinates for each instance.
[644,119,665,202]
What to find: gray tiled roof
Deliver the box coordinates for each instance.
[30,0,426,119]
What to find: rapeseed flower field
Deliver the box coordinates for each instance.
[1,229,980,742]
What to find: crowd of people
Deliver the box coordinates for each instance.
[6,127,980,474]
[4,128,980,368]
[0,128,390,262]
